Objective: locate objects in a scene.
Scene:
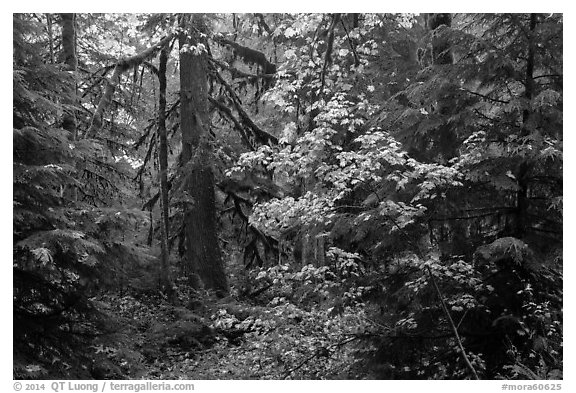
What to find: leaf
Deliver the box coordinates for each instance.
[25,364,43,373]
[31,247,53,265]
[532,89,561,109]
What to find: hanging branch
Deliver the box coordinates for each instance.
[216,37,277,75]
[212,70,278,145]
[142,176,175,212]
[83,34,174,139]
[80,65,115,98]
[208,96,256,151]
[134,120,156,150]
[142,61,159,76]
[135,133,156,181]
[208,57,275,82]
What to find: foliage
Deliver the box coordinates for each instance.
[223,12,562,379]
[13,14,156,378]
[13,13,562,380]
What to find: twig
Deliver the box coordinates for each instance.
[460,87,510,104]
[374,212,480,380]
[246,282,274,298]
[426,265,480,380]
[340,17,360,66]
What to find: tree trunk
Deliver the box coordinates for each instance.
[158,46,173,295]
[515,14,538,239]
[59,13,79,202]
[179,14,228,297]
[46,14,55,64]
[427,13,457,162]
[59,13,77,138]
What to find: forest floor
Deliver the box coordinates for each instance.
[81,292,363,380]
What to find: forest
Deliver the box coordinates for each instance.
[13,13,562,380]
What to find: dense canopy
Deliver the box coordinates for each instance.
[13,13,562,380]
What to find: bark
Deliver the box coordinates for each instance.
[158,46,172,295]
[179,14,228,297]
[515,14,538,239]
[84,34,174,139]
[309,13,341,134]
[46,14,55,64]
[13,15,25,67]
[59,13,77,137]
[427,13,457,161]
[320,13,341,94]
[60,14,77,70]
[59,13,79,202]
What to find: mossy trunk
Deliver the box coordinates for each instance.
[60,13,78,202]
[60,13,77,138]
[179,14,228,297]
[158,46,173,296]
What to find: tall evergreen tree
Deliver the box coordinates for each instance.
[178,14,229,296]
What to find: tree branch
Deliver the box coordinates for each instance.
[429,209,515,222]
[209,56,275,81]
[83,34,174,139]
[253,13,272,36]
[426,265,480,380]
[340,17,360,66]
[461,87,510,104]
[209,96,256,150]
[216,37,277,75]
[213,70,278,145]
[320,13,341,94]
